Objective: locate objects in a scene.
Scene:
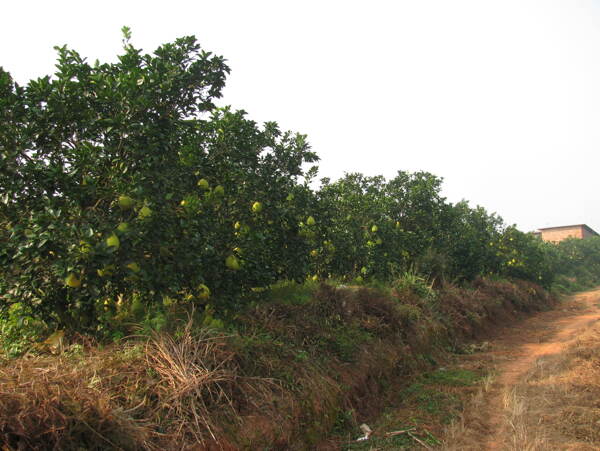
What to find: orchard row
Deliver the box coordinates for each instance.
[1,32,598,330]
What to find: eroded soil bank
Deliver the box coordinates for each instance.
[1,279,557,450]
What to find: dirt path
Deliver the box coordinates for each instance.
[444,288,600,450]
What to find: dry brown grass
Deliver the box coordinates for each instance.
[0,345,156,450]
[513,321,600,450]
[146,323,245,447]
[501,387,549,451]
[440,370,495,451]
[145,319,285,448]
[0,321,277,450]
[440,370,551,451]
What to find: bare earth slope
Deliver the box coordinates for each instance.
[443,288,600,450]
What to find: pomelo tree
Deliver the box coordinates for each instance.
[0,28,318,330]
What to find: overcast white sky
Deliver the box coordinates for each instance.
[2,0,599,233]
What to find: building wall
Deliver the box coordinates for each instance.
[540,226,584,243]
[582,227,597,239]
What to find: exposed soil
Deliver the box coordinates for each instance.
[443,288,600,450]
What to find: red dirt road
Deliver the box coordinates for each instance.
[485,289,600,449]
[445,288,600,450]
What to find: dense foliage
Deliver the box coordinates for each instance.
[1,30,599,339]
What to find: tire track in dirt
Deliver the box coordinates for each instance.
[481,289,600,450]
